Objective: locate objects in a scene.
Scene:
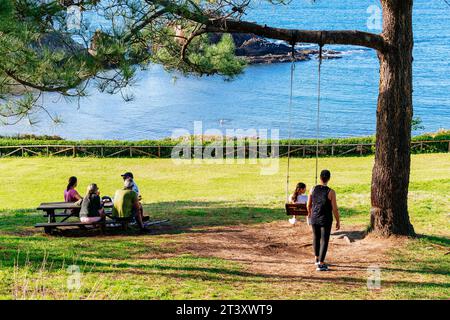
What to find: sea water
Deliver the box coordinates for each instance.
[1,0,449,140]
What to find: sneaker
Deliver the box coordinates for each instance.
[316,264,329,271]
[314,260,320,266]
[288,217,297,225]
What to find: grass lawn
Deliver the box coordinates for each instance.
[0,154,448,299]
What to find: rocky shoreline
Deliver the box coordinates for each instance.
[36,32,341,66]
[210,33,342,64]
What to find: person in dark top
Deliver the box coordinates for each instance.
[307,169,340,271]
[79,183,105,223]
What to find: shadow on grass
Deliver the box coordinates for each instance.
[9,252,448,293]
[143,200,365,228]
[0,200,367,239]
[3,246,448,293]
[417,234,450,247]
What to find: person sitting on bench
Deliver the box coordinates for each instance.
[121,172,140,195]
[64,176,82,215]
[79,183,105,223]
[64,176,82,202]
[112,179,146,231]
[288,182,307,225]
[121,171,144,219]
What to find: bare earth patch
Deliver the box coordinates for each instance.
[170,220,401,280]
[22,219,403,286]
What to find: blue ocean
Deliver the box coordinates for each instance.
[1,0,449,140]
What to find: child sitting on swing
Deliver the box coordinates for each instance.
[288,182,308,224]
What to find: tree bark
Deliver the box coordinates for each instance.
[370,0,415,236]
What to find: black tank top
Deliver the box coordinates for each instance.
[310,185,333,226]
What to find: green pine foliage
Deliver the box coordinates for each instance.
[0,0,250,123]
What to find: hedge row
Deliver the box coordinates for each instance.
[1,130,448,147]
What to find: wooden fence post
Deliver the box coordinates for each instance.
[73,146,76,158]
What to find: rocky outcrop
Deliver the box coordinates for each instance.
[210,33,342,64]
[31,32,86,56]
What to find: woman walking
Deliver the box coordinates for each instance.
[307,170,340,271]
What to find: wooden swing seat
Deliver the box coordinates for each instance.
[285,45,324,220]
[285,203,308,216]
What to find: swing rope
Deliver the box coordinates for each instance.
[285,36,324,202]
[315,39,324,185]
[285,43,296,203]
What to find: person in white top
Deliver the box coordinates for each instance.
[121,172,140,196]
[288,182,307,225]
[121,172,144,223]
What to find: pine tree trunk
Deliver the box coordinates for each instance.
[370,0,415,236]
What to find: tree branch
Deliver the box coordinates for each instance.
[149,0,389,52]
[122,8,167,42]
[181,27,207,62]
[206,21,388,52]
[1,68,83,94]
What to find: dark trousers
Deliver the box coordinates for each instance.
[312,224,332,263]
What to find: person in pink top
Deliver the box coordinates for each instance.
[64,176,82,202]
[64,176,82,216]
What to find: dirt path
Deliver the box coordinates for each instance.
[171,220,398,279]
[33,218,399,282]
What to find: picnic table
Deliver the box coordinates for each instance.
[35,201,168,234]
[36,201,114,234]
[37,201,113,223]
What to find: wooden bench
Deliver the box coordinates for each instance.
[285,203,308,216]
[35,220,111,234]
[35,218,170,234]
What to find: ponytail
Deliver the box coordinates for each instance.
[67,176,77,191]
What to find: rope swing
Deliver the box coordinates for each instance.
[285,42,296,203]
[285,37,324,217]
[315,38,324,185]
